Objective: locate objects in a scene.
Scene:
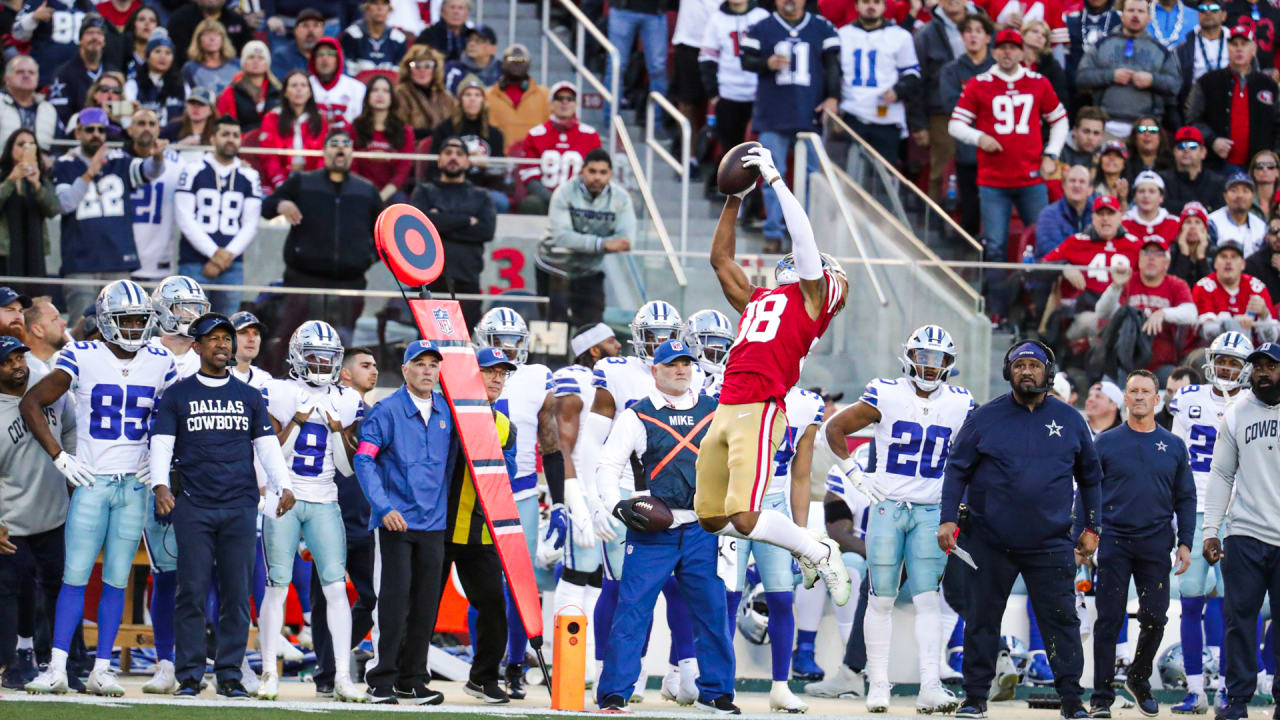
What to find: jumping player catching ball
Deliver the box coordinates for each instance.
[695,145,852,606]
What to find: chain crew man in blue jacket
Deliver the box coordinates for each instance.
[1089,369,1195,717]
[938,341,1103,720]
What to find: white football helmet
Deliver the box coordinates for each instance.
[775,252,846,285]
[1203,331,1253,393]
[288,320,344,386]
[682,309,735,376]
[735,584,770,645]
[900,324,958,393]
[151,275,210,336]
[474,307,529,365]
[96,279,157,352]
[629,300,682,360]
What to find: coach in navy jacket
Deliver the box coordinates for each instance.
[938,341,1102,719]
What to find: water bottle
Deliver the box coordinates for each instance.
[1075,564,1093,593]
[1022,245,1035,265]
[945,173,957,207]
[706,113,716,128]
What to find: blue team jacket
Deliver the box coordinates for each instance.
[941,393,1103,551]
[355,386,459,532]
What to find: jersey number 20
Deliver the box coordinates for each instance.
[736,295,787,344]
[885,421,951,479]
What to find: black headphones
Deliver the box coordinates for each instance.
[1002,339,1057,393]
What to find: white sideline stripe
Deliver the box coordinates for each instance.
[1,694,873,720]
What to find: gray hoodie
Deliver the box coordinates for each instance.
[1204,388,1280,546]
[0,372,75,537]
[1076,26,1182,123]
[537,177,637,279]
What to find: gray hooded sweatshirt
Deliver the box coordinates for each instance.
[537,176,637,279]
[0,371,75,537]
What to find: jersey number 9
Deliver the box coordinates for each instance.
[292,423,328,477]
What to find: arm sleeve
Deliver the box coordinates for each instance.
[56,177,89,215]
[12,3,37,41]
[1174,441,1197,549]
[595,409,643,510]
[774,177,820,279]
[940,412,979,523]
[739,28,769,74]
[1203,412,1238,539]
[149,434,175,489]
[1153,47,1182,94]
[611,191,637,242]
[578,409,612,507]
[547,185,604,253]
[253,434,294,492]
[260,171,298,219]
[1073,425,1104,534]
[822,45,842,102]
[1186,81,1213,143]
[1044,107,1069,156]
[354,408,395,522]
[1075,42,1114,89]
[224,195,262,257]
[1164,301,1200,324]
[140,155,163,183]
[1096,282,1123,317]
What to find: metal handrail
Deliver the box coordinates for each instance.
[48,139,542,165]
[823,109,984,254]
[613,115,687,287]
[644,91,690,255]
[623,249,1106,273]
[795,132,887,307]
[7,275,551,302]
[795,138,982,305]
[541,0,619,146]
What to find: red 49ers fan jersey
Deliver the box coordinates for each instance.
[517,119,603,191]
[1042,231,1142,298]
[1193,272,1277,319]
[951,66,1066,188]
[1122,207,1181,249]
[719,271,845,406]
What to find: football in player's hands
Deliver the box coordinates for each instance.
[613,495,674,533]
[717,141,763,196]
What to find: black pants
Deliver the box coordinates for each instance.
[844,114,902,169]
[1091,531,1173,707]
[366,528,446,692]
[1222,535,1280,706]
[173,501,257,684]
[536,269,605,329]
[427,275,483,333]
[0,525,63,667]
[715,99,754,157]
[963,530,1083,703]
[956,163,981,237]
[311,537,377,685]
[442,542,508,684]
[840,567,870,671]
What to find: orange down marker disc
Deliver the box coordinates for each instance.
[374,203,445,288]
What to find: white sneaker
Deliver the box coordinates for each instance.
[25,668,69,694]
[279,634,304,663]
[87,667,125,697]
[940,660,963,683]
[990,651,1018,702]
[865,680,891,712]
[814,538,851,606]
[804,664,864,698]
[298,624,314,650]
[240,656,259,695]
[916,681,960,714]
[143,660,178,694]
[630,688,646,703]
[257,671,279,700]
[335,676,365,703]
[770,681,808,713]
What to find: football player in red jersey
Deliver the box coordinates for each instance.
[694,146,852,606]
[949,28,1068,321]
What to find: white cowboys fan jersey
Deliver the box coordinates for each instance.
[266,378,362,503]
[131,147,183,280]
[592,355,706,491]
[497,362,553,500]
[1169,383,1237,511]
[858,377,975,504]
[767,387,825,494]
[54,340,177,474]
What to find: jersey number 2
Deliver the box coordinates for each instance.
[1188,425,1216,472]
[736,295,787,344]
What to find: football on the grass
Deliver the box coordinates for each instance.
[614,496,674,533]
[717,140,762,195]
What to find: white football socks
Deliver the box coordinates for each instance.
[864,594,896,686]
[939,592,959,669]
[93,657,110,674]
[748,509,827,564]
[17,636,33,651]
[259,585,288,669]
[49,648,68,674]
[553,577,585,617]
[794,582,826,632]
[321,581,353,680]
[913,591,943,686]
[1187,673,1205,695]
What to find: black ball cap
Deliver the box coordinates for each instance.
[189,312,235,342]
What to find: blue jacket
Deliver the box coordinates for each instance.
[1035,195,1095,260]
[1095,423,1196,546]
[941,393,1103,552]
[355,386,459,532]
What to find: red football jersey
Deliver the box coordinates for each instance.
[1117,274,1197,368]
[720,271,845,406]
[951,67,1067,188]
[979,0,1067,43]
[1193,273,1277,319]
[517,120,603,191]
[1043,231,1143,298]
[1121,209,1180,249]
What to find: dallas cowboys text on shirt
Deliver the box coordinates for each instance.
[185,398,252,432]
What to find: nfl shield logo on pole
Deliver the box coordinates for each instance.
[433,308,455,336]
